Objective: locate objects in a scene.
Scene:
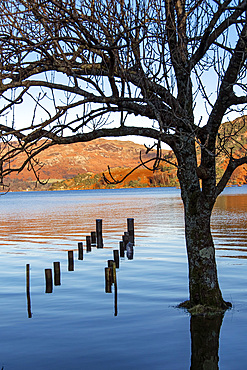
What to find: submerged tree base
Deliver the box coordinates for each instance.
[178,300,232,316]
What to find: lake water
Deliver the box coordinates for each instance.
[0,186,246,369]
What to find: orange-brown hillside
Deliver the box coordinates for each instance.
[7,138,154,181]
[49,116,247,191]
[4,138,172,191]
[3,115,247,192]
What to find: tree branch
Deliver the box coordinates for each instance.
[216,155,247,197]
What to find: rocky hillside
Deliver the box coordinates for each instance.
[5,138,170,191]
[48,117,247,191]
[3,116,247,192]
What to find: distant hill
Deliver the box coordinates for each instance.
[5,138,171,191]
[45,116,247,191]
[3,116,247,192]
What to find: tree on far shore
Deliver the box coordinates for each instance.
[1,0,247,311]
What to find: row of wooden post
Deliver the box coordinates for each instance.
[45,218,134,293]
[26,218,135,317]
[44,219,105,293]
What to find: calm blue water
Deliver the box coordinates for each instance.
[0,186,246,369]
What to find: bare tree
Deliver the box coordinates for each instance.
[1,0,247,311]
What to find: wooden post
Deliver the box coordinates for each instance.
[108,260,117,284]
[122,232,129,250]
[108,260,114,283]
[26,264,32,318]
[105,261,118,315]
[45,268,53,293]
[68,251,74,271]
[105,267,112,293]
[112,261,117,284]
[96,219,103,248]
[127,218,135,244]
[113,250,119,268]
[53,261,61,286]
[110,261,118,316]
[91,231,96,245]
[78,242,83,260]
[119,241,125,257]
[86,236,91,252]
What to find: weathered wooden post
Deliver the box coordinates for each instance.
[91,231,96,245]
[113,250,119,268]
[119,241,125,258]
[68,251,74,271]
[105,267,112,293]
[86,236,91,252]
[112,261,117,285]
[108,260,117,283]
[127,218,135,244]
[96,219,103,248]
[108,261,118,316]
[26,264,32,318]
[45,268,53,293]
[53,261,61,286]
[78,242,83,260]
[108,260,114,282]
[122,232,129,250]
[105,261,118,315]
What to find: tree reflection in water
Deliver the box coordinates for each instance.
[190,313,224,370]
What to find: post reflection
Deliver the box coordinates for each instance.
[26,264,32,318]
[53,261,61,286]
[45,268,53,293]
[190,313,224,370]
[126,242,134,260]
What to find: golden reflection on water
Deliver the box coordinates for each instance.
[0,192,183,251]
[215,193,247,211]
[213,193,247,260]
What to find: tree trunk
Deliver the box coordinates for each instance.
[184,202,226,308]
[174,133,230,310]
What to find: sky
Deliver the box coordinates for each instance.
[1,1,246,151]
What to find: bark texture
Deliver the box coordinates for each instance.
[184,206,225,308]
[175,134,228,309]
